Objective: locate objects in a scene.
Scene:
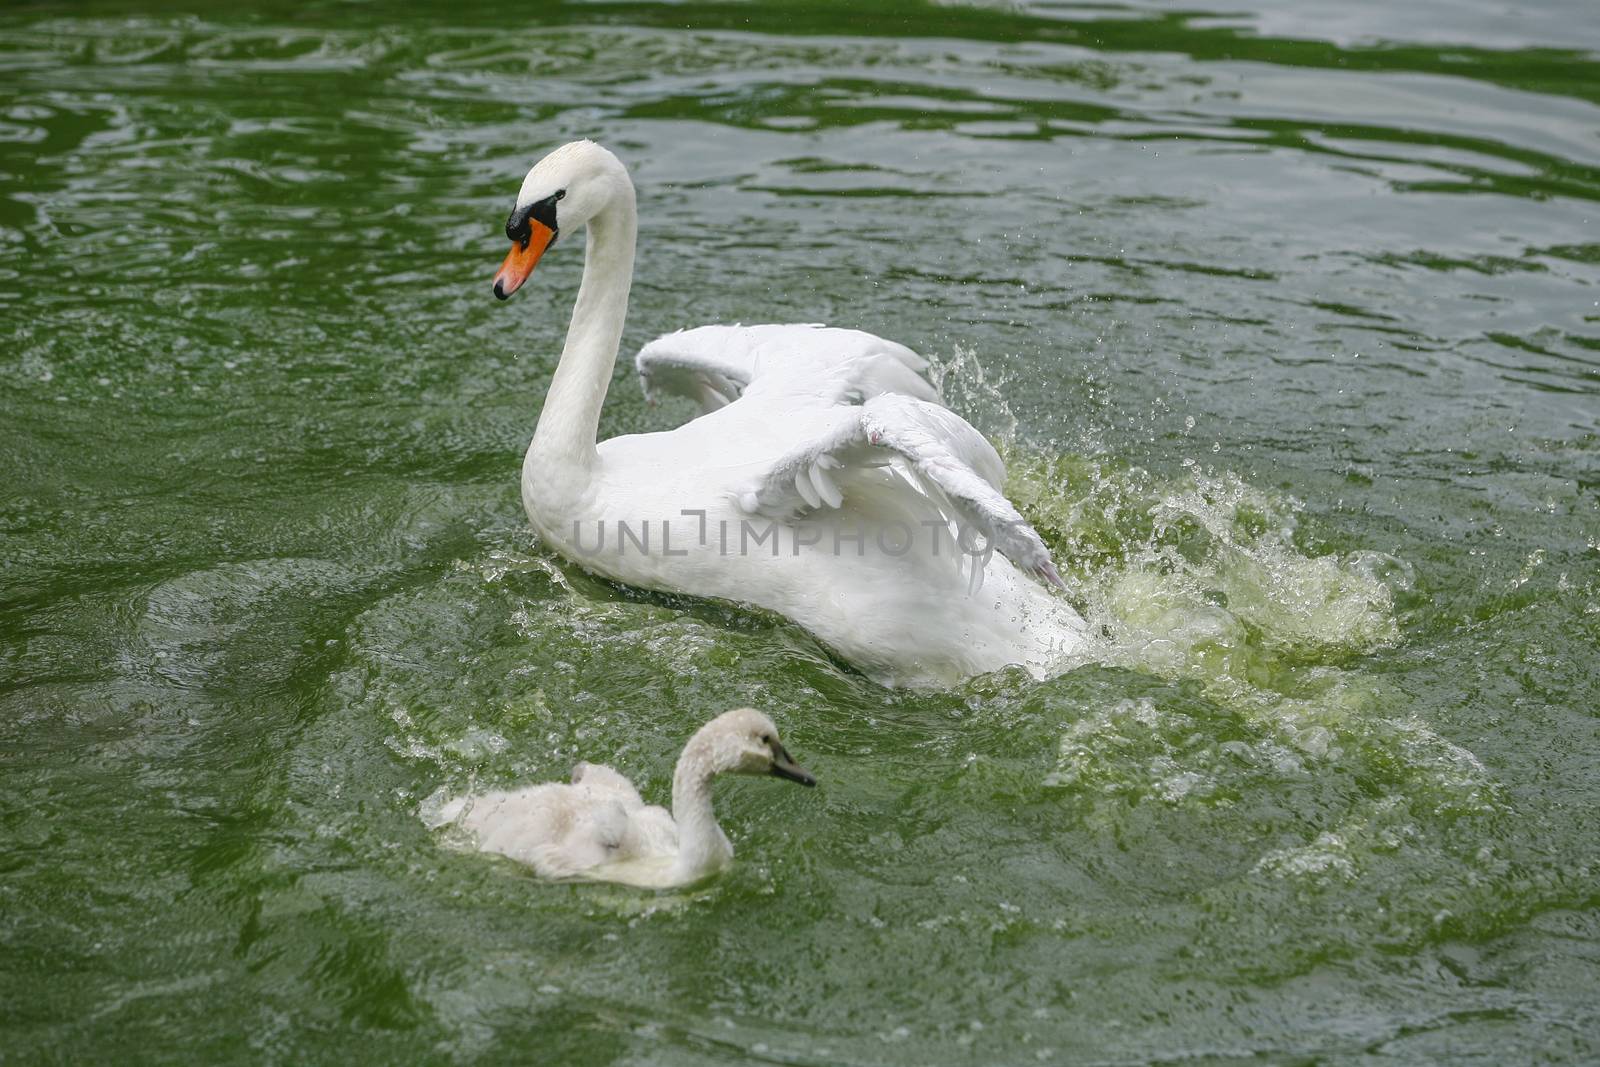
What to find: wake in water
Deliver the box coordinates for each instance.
[933,347,1507,890]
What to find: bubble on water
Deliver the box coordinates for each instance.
[1344,549,1414,591]
[442,727,510,759]
[1044,697,1236,806]
[1255,832,1358,882]
[462,549,573,591]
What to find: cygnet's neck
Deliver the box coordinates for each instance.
[668,736,733,883]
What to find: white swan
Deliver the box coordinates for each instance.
[493,140,1089,687]
[430,708,815,888]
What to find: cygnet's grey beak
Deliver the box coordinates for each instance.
[769,741,816,787]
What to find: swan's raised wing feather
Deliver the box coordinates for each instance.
[635,326,762,411]
[636,324,940,414]
[737,395,1064,591]
[570,760,645,807]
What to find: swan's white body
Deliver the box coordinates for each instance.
[430,708,814,888]
[498,141,1089,687]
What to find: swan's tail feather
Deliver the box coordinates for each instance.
[426,793,470,829]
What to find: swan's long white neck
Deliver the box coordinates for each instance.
[526,178,637,491]
[668,741,733,883]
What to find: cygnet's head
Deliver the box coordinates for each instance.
[690,708,816,787]
[492,139,632,300]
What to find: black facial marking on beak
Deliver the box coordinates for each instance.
[505,193,562,251]
[768,741,817,787]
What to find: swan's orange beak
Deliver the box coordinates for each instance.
[492,220,555,300]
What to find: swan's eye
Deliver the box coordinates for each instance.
[510,194,562,245]
[761,733,775,746]
[555,189,566,201]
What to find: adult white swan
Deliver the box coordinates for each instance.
[492,140,1088,687]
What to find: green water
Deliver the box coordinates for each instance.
[3,0,1598,1062]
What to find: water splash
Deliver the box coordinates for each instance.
[1004,451,1407,684]
[922,345,1501,889]
[1000,445,1502,881]
[925,343,1019,444]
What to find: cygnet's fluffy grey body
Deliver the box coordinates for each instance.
[430,708,814,888]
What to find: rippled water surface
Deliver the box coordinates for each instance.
[3,1,1598,1062]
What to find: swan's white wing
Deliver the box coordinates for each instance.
[619,804,678,857]
[636,323,940,414]
[736,394,1064,590]
[635,326,760,412]
[570,760,644,807]
[497,795,632,879]
[567,799,631,859]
